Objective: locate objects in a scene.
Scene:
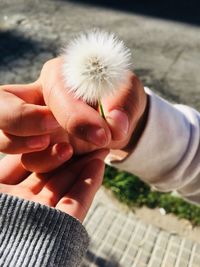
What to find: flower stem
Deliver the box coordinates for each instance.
[98,98,106,119]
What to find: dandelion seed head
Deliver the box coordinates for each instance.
[62,30,132,103]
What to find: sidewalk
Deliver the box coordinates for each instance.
[82,189,200,267]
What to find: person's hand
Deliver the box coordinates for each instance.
[0,57,147,172]
[22,57,147,170]
[0,82,61,154]
[39,57,147,151]
[0,81,76,172]
[0,149,108,222]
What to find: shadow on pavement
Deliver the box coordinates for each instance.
[65,0,200,26]
[83,250,120,267]
[0,30,43,66]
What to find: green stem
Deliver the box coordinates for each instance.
[98,98,106,119]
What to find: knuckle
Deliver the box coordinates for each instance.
[7,103,28,134]
[0,85,10,92]
[21,156,36,172]
[43,192,58,207]
[0,91,30,135]
[0,131,15,153]
[66,114,82,134]
[41,58,61,79]
[21,152,51,174]
[1,106,20,134]
[12,104,44,135]
[41,59,54,73]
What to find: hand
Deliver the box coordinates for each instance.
[23,57,147,170]
[0,82,60,154]
[0,80,76,172]
[40,57,147,151]
[0,149,108,222]
[0,73,108,172]
[0,57,147,172]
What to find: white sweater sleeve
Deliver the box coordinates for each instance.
[106,88,200,204]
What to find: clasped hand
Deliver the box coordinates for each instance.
[0,57,147,220]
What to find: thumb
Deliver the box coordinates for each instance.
[102,72,147,146]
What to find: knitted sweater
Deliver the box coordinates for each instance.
[107,88,200,204]
[0,193,89,267]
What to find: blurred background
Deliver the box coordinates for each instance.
[1,0,200,109]
[0,1,200,266]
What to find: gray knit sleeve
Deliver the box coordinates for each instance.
[0,193,89,267]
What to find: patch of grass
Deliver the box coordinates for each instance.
[103,166,200,226]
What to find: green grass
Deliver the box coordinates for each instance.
[103,166,200,226]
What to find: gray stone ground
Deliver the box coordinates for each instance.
[83,192,200,267]
[0,0,200,266]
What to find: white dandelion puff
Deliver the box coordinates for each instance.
[62,30,132,104]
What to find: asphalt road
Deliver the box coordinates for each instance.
[0,0,200,109]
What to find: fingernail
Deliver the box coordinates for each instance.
[27,135,50,149]
[108,109,129,135]
[86,127,107,147]
[55,143,73,160]
[44,116,60,131]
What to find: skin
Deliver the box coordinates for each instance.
[0,149,109,222]
[0,57,147,173]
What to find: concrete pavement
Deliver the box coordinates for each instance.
[83,190,200,267]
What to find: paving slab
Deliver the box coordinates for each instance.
[83,197,200,267]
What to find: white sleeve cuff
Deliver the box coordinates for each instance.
[106,88,200,193]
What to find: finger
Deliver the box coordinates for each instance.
[0,155,29,184]
[102,72,147,143]
[0,90,60,136]
[0,131,50,154]
[19,172,49,195]
[40,57,111,147]
[0,81,43,104]
[38,149,109,208]
[21,142,73,173]
[57,159,105,222]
